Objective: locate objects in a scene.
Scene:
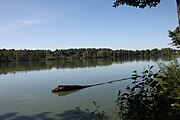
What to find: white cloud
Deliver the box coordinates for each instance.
[0,18,46,32]
[16,19,40,24]
[15,19,45,27]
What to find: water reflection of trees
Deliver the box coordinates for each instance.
[0,111,79,120]
[0,57,172,75]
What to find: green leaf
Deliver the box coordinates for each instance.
[153,73,158,78]
[162,83,169,88]
[156,75,164,79]
[142,70,148,74]
[122,93,129,97]
[150,66,154,69]
[150,81,158,88]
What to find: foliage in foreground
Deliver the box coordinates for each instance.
[75,101,108,120]
[169,27,180,48]
[76,61,180,120]
[116,61,180,120]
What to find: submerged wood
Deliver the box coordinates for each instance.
[52,85,92,92]
[52,77,132,94]
[53,89,83,96]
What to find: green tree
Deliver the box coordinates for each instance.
[150,48,159,56]
[169,27,180,48]
[113,0,160,8]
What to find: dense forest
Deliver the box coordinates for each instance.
[0,48,179,62]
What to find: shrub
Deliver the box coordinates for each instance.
[116,62,180,120]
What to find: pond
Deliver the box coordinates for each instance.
[0,57,173,119]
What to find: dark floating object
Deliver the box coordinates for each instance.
[52,77,132,96]
[52,85,93,96]
[52,85,92,92]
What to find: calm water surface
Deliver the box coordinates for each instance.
[0,58,172,119]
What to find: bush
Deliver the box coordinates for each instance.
[116,62,180,120]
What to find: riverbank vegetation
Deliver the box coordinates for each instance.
[0,48,179,62]
[116,61,180,120]
[76,60,180,120]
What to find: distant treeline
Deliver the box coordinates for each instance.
[0,48,179,62]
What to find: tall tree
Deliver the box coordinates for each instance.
[177,0,180,27]
[168,27,180,48]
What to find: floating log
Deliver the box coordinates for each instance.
[52,85,92,92]
[52,77,132,94]
[53,89,85,96]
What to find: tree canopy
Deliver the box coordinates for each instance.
[169,27,180,48]
[0,48,178,62]
[113,0,160,8]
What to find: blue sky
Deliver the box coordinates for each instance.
[0,0,178,50]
